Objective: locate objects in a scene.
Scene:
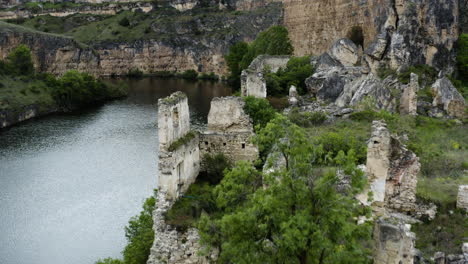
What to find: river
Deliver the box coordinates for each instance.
[0,78,231,264]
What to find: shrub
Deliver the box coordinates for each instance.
[7,44,34,76]
[179,69,198,80]
[167,131,196,152]
[198,72,218,81]
[288,107,327,127]
[398,64,437,85]
[119,17,130,27]
[225,26,294,89]
[128,68,144,78]
[265,56,313,96]
[242,96,277,131]
[201,153,232,185]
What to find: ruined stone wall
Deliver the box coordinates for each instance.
[373,219,416,264]
[241,55,290,98]
[157,92,200,200]
[201,96,258,164]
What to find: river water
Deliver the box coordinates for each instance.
[0,78,231,264]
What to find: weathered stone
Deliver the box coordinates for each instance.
[158,92,200,200]
[434,252,446,264]
[241,55,291,98]
[457,185,468,211]
[147,191,217,264]
[365,31,389,60]
[400,73,418,115]
[288,85,299,106]
[207,97,253,133]
[373,218,416,264]
[328,38,360,67]
[358,120,420,213]
[348,74,397,112]
[431,77,466,118]
[201,96,258,164]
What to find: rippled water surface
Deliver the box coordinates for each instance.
[0,78,231,264]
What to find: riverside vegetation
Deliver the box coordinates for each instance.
[0,45,127,127]
[93,26,467,263]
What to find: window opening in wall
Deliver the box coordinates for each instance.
[223,142,226,146]
[205,141,208,145]
[173,108,179,127]
[242,143,245,149]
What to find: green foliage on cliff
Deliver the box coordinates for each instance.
[226,26,294,89]
[198,115,372,263]
[96,190,157,264]
[0,44,34,76]
[265,56,314,96]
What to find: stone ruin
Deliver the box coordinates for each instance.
[158,91,200,201]
[241,55,290,98]
[399,73,418,116]
[149,92,259,264]
[200,96,258,164]
[457,185,468,211]
[359,120,420,213]
[431,77,466,119]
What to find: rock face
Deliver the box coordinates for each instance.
[201,96,258,164]
[0,2,283,77]
[457,185,468,211]
[158,92,200,200]
[431,77,466,118]
[328,38,361,67]
[0,22,100,75]
[241,55,291,98]
[400,73,419,116]
[283,0,460,72]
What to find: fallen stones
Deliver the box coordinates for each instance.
[431,77,466,118]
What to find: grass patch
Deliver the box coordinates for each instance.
[0,76,55,112]
[167,131,197,152]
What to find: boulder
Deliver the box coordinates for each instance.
[348,74,397,112]
[207,96,253,133]
[431,77,466,118]
[288,85,299,106]
[328,38,360,67]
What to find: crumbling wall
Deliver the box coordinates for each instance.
[457,185,468,211]
[241,55,290,98]
[200,96,258,164]
[399,73,419,116]
[360,120,420,213]
[158,92,200,200]
[147,191,216,264]
[373,219,416,264]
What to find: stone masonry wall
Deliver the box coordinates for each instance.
[201,96,258,164]
[157,92,200,200]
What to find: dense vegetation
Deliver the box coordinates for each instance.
[96,191,157,264]
[225,26,294,88]
[0,45,126,118]
[264,56,314,96]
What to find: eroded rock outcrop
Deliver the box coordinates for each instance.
[431,77,466,118]
[284,0,460,72]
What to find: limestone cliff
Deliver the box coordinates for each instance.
[0,2,283,76]
[283,0,460,71]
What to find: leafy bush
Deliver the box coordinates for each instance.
[225,26,294,89]
[198,72,218,81]
[457,33,468,81]
[119,17,130,27]
[127,68,143,78]
[178,69,198,80]
[6,44,34,76]
[398,64,437,85]
[264,56,313,96]
[242,96,277,131]
[201,153,232,185]
[288,107,327,127]
[167,131,197,152]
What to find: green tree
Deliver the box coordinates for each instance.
[265,56,313,96]
[199,115,372,264]
[242,96,277,132]
[457,33,468,80]
[225,42,249,86]
[225,26,294,89]
[7,44,34,76]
